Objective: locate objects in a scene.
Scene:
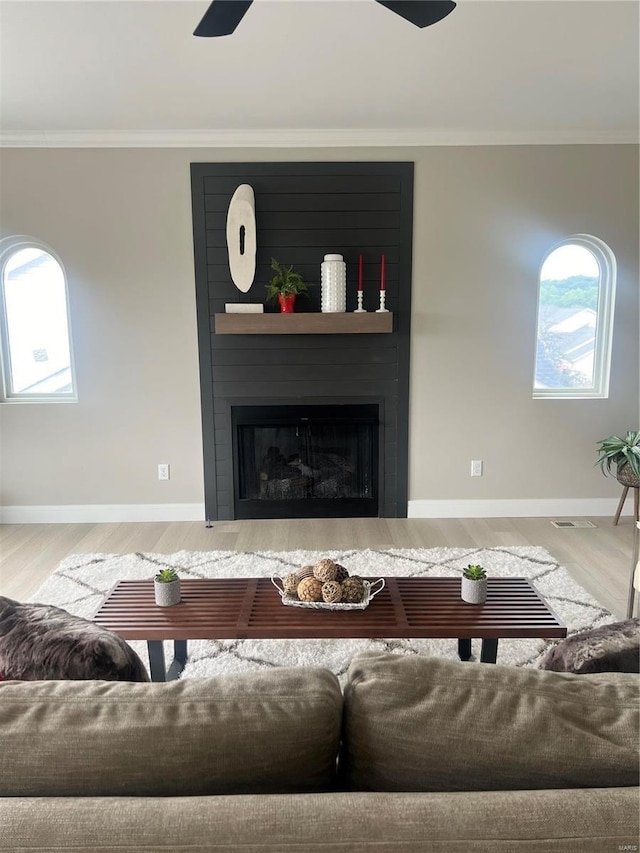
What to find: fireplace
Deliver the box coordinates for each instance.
[232,404,379,519]
[191,161,413,520]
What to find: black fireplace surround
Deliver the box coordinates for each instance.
[191,161,413,520]
[232,404,379,519]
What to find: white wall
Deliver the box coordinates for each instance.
[0,145,637,521]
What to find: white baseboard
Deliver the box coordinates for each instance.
[0,504,206,524]
[0,498,629,524]
[407,498,626,519]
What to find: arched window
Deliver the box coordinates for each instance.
[0,236,77,401]
[533,234,616,399]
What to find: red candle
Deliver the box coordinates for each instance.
[358,255,363,291]
[380,254,386,291]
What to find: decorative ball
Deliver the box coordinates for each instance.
[297,565,315,581]
[334,563,349,583]
[283,573,299,596]
[341,576,365,603]
[313,558,338,582]
[297,577,323,602]
[322,580,342,604]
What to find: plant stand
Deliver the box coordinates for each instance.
[614,466,640,526]
[626,521,640,618]
[614,486,640,526]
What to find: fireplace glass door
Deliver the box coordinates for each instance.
[232,404,379,519]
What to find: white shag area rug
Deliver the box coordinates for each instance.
[30,547,615,680]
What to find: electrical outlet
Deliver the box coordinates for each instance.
[158,463,170,481]
[470,460,483,477]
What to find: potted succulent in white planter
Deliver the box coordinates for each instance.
[461,564,487,604]
[154,568,181,607]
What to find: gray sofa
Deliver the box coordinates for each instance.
[1,653,638,852]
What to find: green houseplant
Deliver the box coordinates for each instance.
[461,564,488,604]
[154,567,181,607]
[463,565,487,581]
[595,430,640,487]
[265,258,310,313]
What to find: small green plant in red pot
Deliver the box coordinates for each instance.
[265,258,311,313]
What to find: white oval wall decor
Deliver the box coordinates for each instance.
[226,184,256,293]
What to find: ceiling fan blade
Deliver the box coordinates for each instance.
[194,0,254,37]
[375,1,456,29]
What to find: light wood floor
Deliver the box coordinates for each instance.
[0,516,636,619]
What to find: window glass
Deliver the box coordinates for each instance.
[533,236,615,399]
[0,240,77,400]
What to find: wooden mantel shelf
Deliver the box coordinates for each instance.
[215,312,393,335]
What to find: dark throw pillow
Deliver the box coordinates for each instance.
[0,596,149,681]
[538,618,640,674]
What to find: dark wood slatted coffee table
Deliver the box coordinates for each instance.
[92,577,566,681]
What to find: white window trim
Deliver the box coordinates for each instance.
[0,235,78,403]
[533,233,616,400]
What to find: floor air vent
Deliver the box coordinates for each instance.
[551,520,597,529]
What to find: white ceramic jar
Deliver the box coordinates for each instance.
[154,578,181,606]
[461,577,488,604]
[321,254,347,313]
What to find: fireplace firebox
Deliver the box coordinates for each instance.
[232,404,379,519]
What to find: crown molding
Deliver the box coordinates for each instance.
[1,128,637,149]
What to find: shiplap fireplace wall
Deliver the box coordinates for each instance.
[191,162,414,521]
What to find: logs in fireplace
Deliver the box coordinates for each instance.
[232,404,379,519]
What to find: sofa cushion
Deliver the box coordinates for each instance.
[0,668,342,797]
[2,789,638,853]
[340,653,640,792]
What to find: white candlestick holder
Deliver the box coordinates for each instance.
[354,291,367,313]
[376,289,389,313]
